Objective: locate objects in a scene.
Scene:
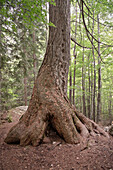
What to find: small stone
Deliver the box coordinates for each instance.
[53,141,56,144]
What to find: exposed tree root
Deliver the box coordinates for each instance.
[4,89,109,147]
[74,108,109,138]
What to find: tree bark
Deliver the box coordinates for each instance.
[69,64,72,103]
[82,32,86,116]
[108,90,112,124]
[5,0,109,146]
[97,14,101,123]
[33,30,37,81]
[87,11,91,119]
[24,77,27,106]
[72,2,78,106]
[92,11,96,122]
[87,53,91,118]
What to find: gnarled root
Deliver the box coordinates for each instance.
[74,108,109,138]
[4,121,26,144]
[4,91,109,146]
[4,110,48,146]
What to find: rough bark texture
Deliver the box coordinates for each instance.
[97,14,101,123]
[82,32,86,116]
[69,66,72,103]
[5,0,109,146]
[72,2,77,106]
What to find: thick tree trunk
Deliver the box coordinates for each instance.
[5,0,109,146]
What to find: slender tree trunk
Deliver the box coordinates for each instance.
[46,2,48,45]
[93,51,96,122]
[82,32,86,116]
[69,63,72,103]
[33,31,37,81]
[108,90,112,124]
[5,0,108,146]
[87,53,91,118]
[73,2,78,106]
[97,14,101,123]
[90,54,93,119]
[92,11,96,122]
[87,11,91,119]
[23,46,28,106]
[72,58,76,105]
[24,77,27,106]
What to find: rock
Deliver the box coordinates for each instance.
[104,126,110,132]
[0,106,28,124]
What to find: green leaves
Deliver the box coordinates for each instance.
[0,0,55,30]
[49,22,56,27]
[69,0,113,118]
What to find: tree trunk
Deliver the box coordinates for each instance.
[82,32,86,116]
[24,77,27,106]
[108,90,112,124]
[33,30,37,81]
[69,64,72,103]
[5,0,109,146]
[90,53,93,120]
[72,2,78,106]
[87,53,91,118]
[92,11,96,122]
[87,11,91,119]
[97,14,101,123]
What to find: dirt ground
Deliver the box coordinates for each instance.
[0,107,113,170]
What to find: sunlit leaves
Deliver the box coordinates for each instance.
[0,0,55,30]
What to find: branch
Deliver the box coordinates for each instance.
[82,0,92,15]
[71,37,91,49]
[83,10,113,28]
[78,0,113,47]
[80,0,106,64]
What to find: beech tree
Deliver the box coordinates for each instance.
[5,0,109,146]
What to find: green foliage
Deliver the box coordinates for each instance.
[0,0,55,30]
[7,114,12,123]
[69,0,113,121]
[0,0,47,110]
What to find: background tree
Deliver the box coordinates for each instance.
[70,0,113,123]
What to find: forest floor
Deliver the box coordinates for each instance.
[0,106,113,170]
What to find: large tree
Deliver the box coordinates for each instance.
[5,0,108,146]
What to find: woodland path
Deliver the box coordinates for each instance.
[0,107,113,170]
